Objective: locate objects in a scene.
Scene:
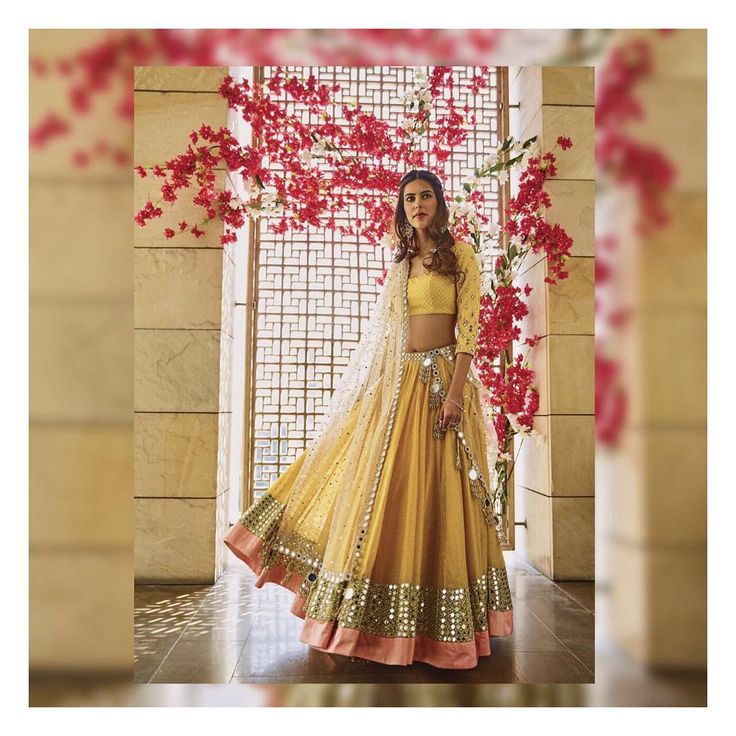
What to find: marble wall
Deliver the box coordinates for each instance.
[510,67,596,580]
[133,67,235,583]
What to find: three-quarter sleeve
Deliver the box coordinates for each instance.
[454,242,481,357]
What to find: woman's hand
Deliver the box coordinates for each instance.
[439,396,463,431]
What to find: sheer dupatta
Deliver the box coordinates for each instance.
[259,252,408,594]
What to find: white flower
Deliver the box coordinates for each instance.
[301,149,312,165]
[484,152,498,168]
[507,413,522,434]
[510,234,523,249]
[498,168,509,185]
[260,191,284,216]
[498,451,513,462]
[313,138,329,155]
[379,233,393,249]
[521,142,541,167]
[451,200,473,218]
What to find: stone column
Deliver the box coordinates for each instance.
[134,67,235,584]
[29,30,134,671]
[607,30,707,668]
[511,67,596,580]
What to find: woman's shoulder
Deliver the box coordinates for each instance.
[452,240,476,263]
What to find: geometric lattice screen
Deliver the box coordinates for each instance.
[249,66,505,502]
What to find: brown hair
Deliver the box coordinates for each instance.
[391,169,464,287]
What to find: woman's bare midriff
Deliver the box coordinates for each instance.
[406,313,457,352]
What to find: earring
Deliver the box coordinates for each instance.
[440,224,448,234]
[401,220,413,238]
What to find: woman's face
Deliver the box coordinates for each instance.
[402,178,438,233]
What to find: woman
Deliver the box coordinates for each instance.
[224,169,514,670]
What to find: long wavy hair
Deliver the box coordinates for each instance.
[391,169,464,286]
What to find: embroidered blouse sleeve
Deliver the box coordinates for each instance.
[454,242,481,357]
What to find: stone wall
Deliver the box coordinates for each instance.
[511,67,596,581]
[133,67,235,583]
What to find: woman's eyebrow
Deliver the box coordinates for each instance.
[404,189,432,197]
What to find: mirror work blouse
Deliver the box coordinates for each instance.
[406,241,481,357]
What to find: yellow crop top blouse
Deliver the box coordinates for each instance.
[406,241,482,357]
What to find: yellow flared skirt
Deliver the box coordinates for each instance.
[224,342,513,669]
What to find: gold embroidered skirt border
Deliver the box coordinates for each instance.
[306,562,513,642]
[226,491,512,645]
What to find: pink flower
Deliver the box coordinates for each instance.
[557,135,573,150]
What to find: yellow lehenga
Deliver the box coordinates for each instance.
[224,241,513,669]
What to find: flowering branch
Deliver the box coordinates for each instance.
[454,136,575,510]
[133,67,575,532]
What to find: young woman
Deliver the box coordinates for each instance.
[224,169,513,670]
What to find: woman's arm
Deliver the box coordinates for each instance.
[447,351,473,402]
[453,241,481,360]
[439,242,481,428]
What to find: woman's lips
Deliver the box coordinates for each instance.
[415,213,427,218]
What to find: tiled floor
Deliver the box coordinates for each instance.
[134,551,595,684]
